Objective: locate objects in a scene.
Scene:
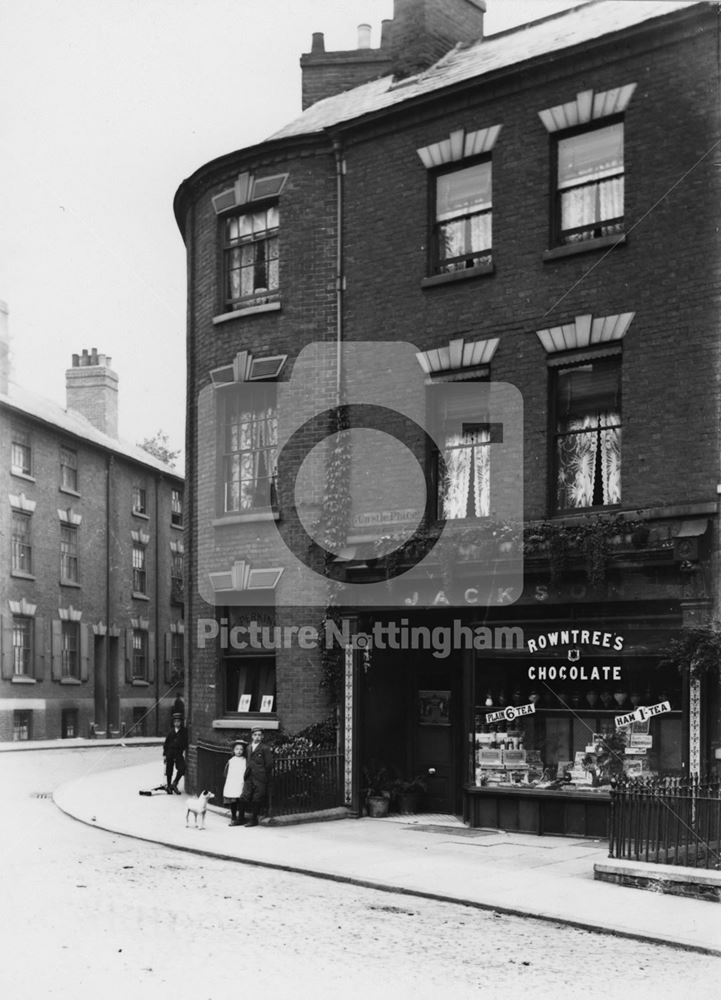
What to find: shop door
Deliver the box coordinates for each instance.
[416,686,456,813]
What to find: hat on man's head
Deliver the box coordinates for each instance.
[251,727,263,735]
[172,712,183,720]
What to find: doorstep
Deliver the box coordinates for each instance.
[595,857,721,902]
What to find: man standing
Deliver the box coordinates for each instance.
[163,712,188,794]
[240,727,273,826]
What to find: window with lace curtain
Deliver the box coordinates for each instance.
[554,120,624,245]
[554,358,621,511]
[220,384,278,514]
[223,205,279,308]
[438,423,492,520]
[432,158,492,274]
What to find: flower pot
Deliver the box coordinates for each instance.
[366,795,390,818]
[396,792,421,815]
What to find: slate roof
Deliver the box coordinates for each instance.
[0,382,182,478]
[268,0,703,141]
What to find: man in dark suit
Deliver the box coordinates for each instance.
[162,712,188,794]
[239,727,273,826]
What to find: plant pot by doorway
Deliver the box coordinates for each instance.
[366,795,390,818]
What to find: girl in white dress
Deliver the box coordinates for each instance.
[222,739,248,825]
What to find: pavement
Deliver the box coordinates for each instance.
[50,753,721,957]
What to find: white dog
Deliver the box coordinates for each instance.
[185,790,215,829]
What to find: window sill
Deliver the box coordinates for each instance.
[11,570,36,581]
[59,486,81,498]
[213,511,280,526]
[60,677,82,685]
[212,716,279,731]
[421,261,494,288]
[11,471,35,483]
[213,301,281,324]
[132,592,150,601]
[132,510,150,520]
[60,579,81,588]
[171,521,184,531]
[11,675,36,685]
[131,679,150,687]
[543,233,626,261]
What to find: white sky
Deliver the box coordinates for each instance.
[0,0,582,467]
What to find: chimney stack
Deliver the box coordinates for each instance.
[0,300,9,396]
[66,347,119,437]
[390,0,486,80]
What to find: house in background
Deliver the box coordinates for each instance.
[175,0,721,833]
[0,301,185,741]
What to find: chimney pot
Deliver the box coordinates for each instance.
[357,23,372,49]
[381,19,393,49]
[311,31,325,53]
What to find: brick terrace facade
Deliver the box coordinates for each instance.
[176,0,721,810]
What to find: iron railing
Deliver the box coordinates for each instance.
[609,775,721,870]
[195,741,344,819]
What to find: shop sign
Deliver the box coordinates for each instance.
[352,508,419,528]
[486,703,536,724]
[615,701,671,729]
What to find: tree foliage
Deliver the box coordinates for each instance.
[138,430,181,468]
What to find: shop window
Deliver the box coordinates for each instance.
[554,121,624,246]
[219,384,278,514]
[11,511,32,575]
[13,710,32,741]
[60,525,79,584]
[132,486,147,516]
[12,615,33,677]
[132,543,147,595]
[171,488,183,527]
[11,429,32,477]
[60,447,78,492]
[132,630,148,681]
[223,205,279,308]
[554,357,621,511]
[432,159,492,274]
[61,622,80,680]
[224,654,276,715]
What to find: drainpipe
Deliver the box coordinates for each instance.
[155,472,161,737]
[105,453,113,735]
[333,137,345,406]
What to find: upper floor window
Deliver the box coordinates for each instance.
[61,621,80,680]
[11,511,32,574]
[438,423,492,520]
[554,121,624,246]
[171,488,183,527]
[132,543,147,595]
[223,206,279,308]
[60,525,79,583]
[221,385,278,514]
[132,630,148,681]
[433,159,492,275]
[12,616,33,677]
[171,550,183,605]
[60,447,78,492]
[554,357,621,510]
[132,486,147,515]
[11,429,31,477]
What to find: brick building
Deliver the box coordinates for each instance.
[175,0,721,832]
[0,310,185,741]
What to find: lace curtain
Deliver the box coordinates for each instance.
[225,405,278,512]
[556,412,621,509]
[561,176,623,233]
[441,427,491,519]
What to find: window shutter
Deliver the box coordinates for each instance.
[79,624,90,682]
[125,629,134,683]
[148,632,156,684]
[164,633,172,683]
[34,617,45,681]
[51,620,63,681]
[1,615,14,680]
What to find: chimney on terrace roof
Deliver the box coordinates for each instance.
[65,347,119,438]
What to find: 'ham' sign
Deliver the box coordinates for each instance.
[615,701,671,729]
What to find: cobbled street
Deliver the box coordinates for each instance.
[1,746,718,999]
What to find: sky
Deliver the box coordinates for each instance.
[0,0,586,469]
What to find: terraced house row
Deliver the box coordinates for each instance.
[175,0,721,835]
